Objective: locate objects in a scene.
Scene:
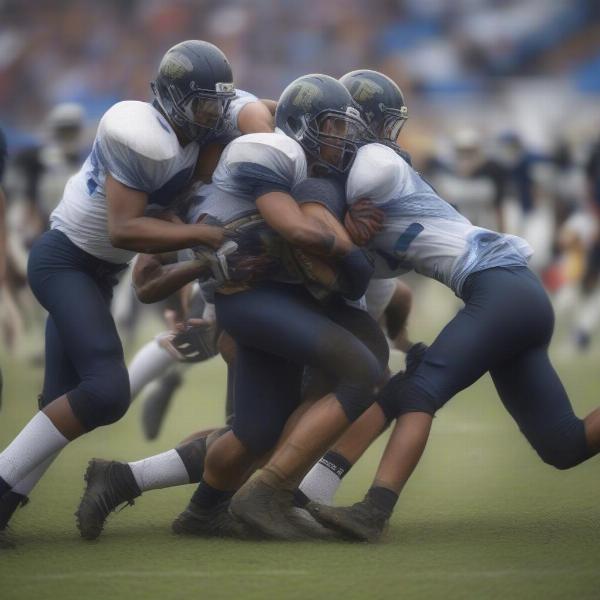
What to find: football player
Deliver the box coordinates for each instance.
[0,40,274,543]
[75,161,387,539]
[170,74,388,541]
[301,70,600,542]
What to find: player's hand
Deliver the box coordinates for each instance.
[194,223,226,249]
[344,198,385,246]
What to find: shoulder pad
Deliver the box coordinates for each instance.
[99,101,179,162]
[346,143,407,205]
[214,133,307,196]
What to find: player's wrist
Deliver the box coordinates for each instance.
[193,223,225,249]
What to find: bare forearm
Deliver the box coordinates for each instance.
[109,217,222,253]
[134,258,209,303]
[289,220,352,257]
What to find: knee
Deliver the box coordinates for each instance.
[68,365,130,430]
[336,351,384,422]
[376,372,438,422]
[527,419,592,471]
[233,419,282,456]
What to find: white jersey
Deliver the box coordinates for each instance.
[212,131,307,199]
[50,91,257,264]
[347,144,533,297]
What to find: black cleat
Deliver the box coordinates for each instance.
[141,370,183,440]
[0,491,29,531]
[230,476,333,541]
[306,497,389,542]
[172,499,253,539]
[76,459,141,540]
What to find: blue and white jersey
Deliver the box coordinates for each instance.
[212,131,307,200]
[51,91,257,264]
[347,144,533,297]
[177,182,302,300]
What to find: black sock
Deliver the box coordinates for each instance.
[293,488,309,508]
[366,486,398,516]
[190,478,233,509]
[0,477,11,497]
[319,451,353,479]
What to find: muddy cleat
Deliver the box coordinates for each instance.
[141,370,183,440]
[172,500,252,539]
[287,506,340,540]
[76,459,141,540]
[0,491,29,532]
[306,497,389,542]
[230,476,331,541]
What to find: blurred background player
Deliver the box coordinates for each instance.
[432,128,507,232]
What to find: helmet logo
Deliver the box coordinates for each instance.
[162,52,194,79]
[352,80,384,103]
[216,82,235,93]
[292,82,322,112]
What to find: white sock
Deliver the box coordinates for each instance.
[0,412,69,487]
[128,449,190,492]
[128,339,176,399]
[299,461,343,505]
[11,451,60,496]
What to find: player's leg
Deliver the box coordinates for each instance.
[307,267,536,540]
[76,332,229,539]
[0,234,129,501]
[296,300,391,505]
[0,315,81,532]
[75,426,230,540]
[0,232,130,524]
[220,284,383,537]
[173,344,302,538]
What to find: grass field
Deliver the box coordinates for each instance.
[1,280,600,600]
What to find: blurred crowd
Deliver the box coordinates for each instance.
[1,0,600,356]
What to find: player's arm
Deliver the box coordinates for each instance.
[260,99,277,116]
[236,101,274,134]
[132,251,210,304]
[256,192,353,257]
[106,174,224,253]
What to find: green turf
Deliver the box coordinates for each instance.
[1,290,600,599]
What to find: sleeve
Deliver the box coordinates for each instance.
[224,90,259,130]
[292,177,346,221]
[213,134,307,200]
[94,104,175,193]
[346,143,407,206]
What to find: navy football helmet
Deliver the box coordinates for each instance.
[340,70,407,151]
[275,74,371,174]
[151,40,236,143]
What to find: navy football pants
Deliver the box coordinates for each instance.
[216,282,386,456]
[27,229,130,431]
[378,266,593,469]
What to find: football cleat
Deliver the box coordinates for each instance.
[75,459,141,540]
[306,497,390,543]
[171,499,252,539]
[230,475,334,541]
[0,491,29,531]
